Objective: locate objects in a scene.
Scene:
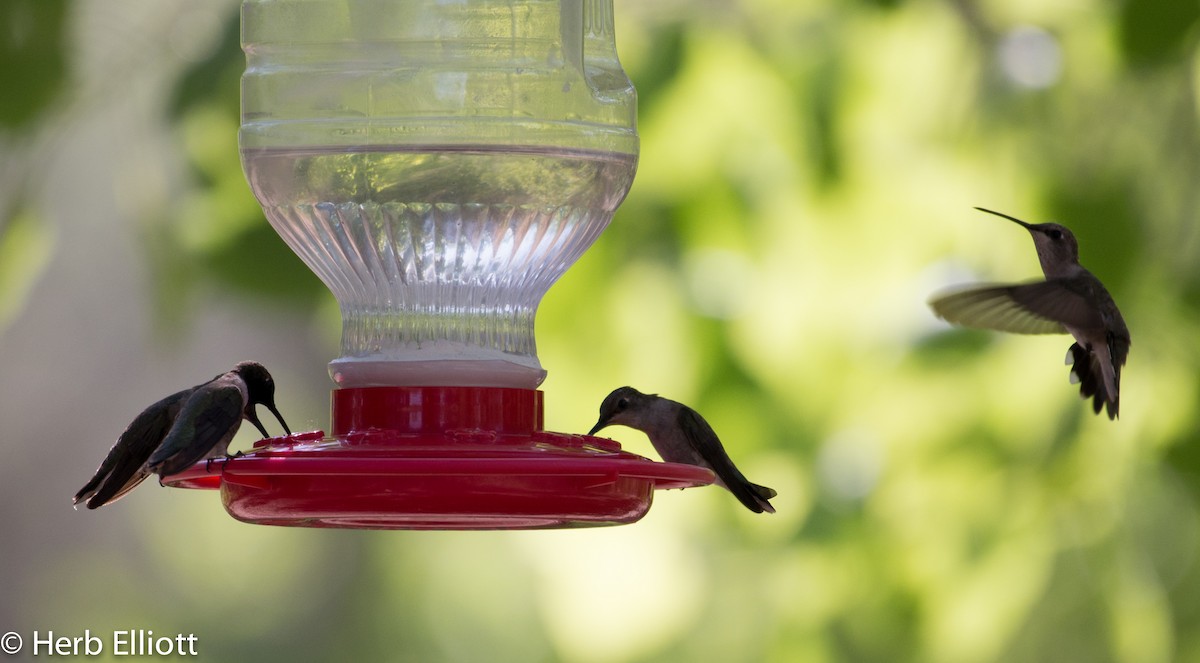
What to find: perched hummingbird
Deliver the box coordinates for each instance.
[588,387,777,514]
[929,207,1131,419]
[73,361,291,510]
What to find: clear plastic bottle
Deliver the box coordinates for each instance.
[240,0,638,388]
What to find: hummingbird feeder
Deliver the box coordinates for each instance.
[161,0,713,528]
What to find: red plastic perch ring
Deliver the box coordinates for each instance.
[161,386,714,529]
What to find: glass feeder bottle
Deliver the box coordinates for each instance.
[239,0,639,389]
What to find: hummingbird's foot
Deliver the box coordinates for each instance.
[205,451,244,472]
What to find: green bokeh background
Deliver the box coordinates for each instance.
[2,0,1200,661]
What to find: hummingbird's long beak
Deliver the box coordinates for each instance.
[975,206,1032,229]
[587,419,608,437]
[245,407,271,439]
[266,401,291,436]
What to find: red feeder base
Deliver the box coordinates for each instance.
[161,386,714,529]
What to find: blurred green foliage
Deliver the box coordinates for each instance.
[0,0,69,331]
[11,0,1200,662]
[0,0,69,131]
[154,12,324,324]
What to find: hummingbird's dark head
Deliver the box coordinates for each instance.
[588,386,654,436]
[234,361,292,437]
[1026,221,1078,264]
[975,207,1080,278]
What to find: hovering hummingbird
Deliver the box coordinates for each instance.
[929,207,1131,419]
[73,361,291,510]
[588,387,777,513]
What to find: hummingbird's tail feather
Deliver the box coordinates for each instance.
[750,482,777,514]
[1105,330,1129,420]
[714,476,777,514]
[74,442,150,509]
[75,461,150,509]
[752,482,777,500]
[74,468,110,508]
[726,479,776,514]
[84,473,149,509]
[1067,342,1120,420]
[83,447,154,508]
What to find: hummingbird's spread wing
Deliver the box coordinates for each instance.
[74,389,190,509]
[676,407,776,514]
[929,280,1103,335]
[148,382,244,477]
[1010,279,1110,329]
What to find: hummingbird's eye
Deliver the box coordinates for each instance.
[616,397,629,411]
[1048,229,1063,240]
